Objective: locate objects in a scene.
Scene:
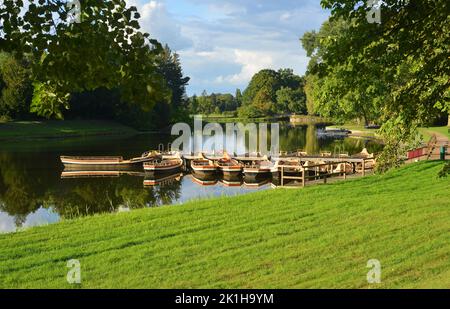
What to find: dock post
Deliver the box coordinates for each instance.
[302,168,305,188]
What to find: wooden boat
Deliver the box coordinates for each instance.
[271,159,302,177]
[60,151,160,168]
[143,157,183,174]
[191,157,217,177]
[217,157,242,176]
[243,160,274,179]
[208,152,242,177]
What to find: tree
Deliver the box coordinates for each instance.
[235,89,243,108]
[276,87,307,114]
[0,0,170,118]
[0,52,33,119]
[156,45,190,122]
[316,0,449,168]
[239,68,306,118]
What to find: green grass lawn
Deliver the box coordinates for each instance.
[0,161,449,288]
[419,126,450,142]
[0,120,137,140]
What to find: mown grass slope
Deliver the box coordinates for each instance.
[0,161,449,288]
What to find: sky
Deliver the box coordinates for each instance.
[125,0,330,96]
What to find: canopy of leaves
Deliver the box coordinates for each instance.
[0,0,170,118]
[239,68,306,118]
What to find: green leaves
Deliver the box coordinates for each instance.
[1,0,169,119]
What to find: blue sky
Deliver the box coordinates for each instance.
[126,0,329,95]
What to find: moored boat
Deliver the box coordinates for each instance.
[60,151,160,168]
[191,157,217,177]
[216,157,242,177]
[271,159,302,177]
[143,157,183,174]
[243,160,274,179]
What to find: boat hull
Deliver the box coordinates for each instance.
[144,159,183,175]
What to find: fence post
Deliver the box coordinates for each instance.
[302,168,305,188]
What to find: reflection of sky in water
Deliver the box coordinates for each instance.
[0,207,60,234]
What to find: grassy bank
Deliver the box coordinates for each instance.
[419,126,450,142]
[327,124,379,138]
[0,161,449,288]
[0,120,138,140]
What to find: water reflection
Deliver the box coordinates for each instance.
[0,124,383,233]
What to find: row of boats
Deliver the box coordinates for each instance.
[60,148,375,180]
[60,151,286,179]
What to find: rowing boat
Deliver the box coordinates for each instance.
[207,152,242,177]
[191,153,217,177]
[243,160,273,179]
[60,151,160,168]
[143,157,183,174]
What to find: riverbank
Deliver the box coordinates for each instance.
[327,124,380,138]
[0,161,448,288]
[419,126,450,142]
[0,120,138,141]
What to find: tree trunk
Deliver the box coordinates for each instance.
[447,114,450,127]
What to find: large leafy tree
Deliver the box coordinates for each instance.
[302,0,449,169]
[239,68,306,117]
[0,0,170,118]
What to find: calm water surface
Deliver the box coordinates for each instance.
[0,124,382,233]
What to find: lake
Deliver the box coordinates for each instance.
[0,123,382,233]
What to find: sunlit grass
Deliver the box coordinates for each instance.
[0,161,448,288]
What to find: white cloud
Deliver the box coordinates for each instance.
[126,0,329,94]
[218,49,273,85]
[128,0,193,50]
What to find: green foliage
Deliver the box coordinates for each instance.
[238,68,307,118]
[1,0,170,118]
[0,52,33,118]
[301,0,449,169]
[191,91,239,115]
[30,82,70,119]
[241,69,280,108]
[276,87,306,114]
